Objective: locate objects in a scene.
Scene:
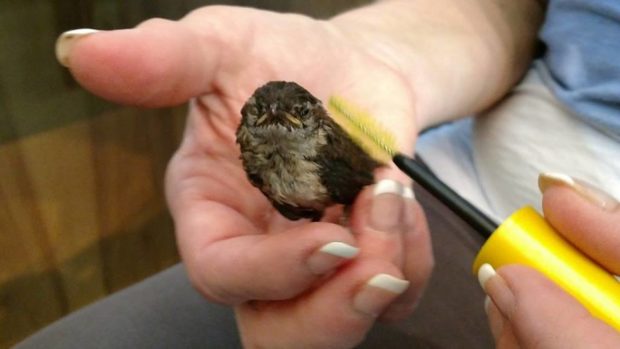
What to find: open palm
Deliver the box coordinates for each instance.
[64,5,431,348]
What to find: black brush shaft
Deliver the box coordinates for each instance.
[393,154,498,238]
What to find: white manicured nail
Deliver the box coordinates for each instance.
[307,242,358,275]
[484,296,492,314]
[373,179,403,196]
[402,186,415,200]
[319,241,360,258]
[367,274,410,294]
[371,179,406,231]
[538,172,618,211]
[56,28,100,67]
[354,274,409,316]
[477,264,515,319]
[477,263,497,290]
[538,172,575,191]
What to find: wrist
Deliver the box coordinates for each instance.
[327,0,544,129]
[327,5,435,132]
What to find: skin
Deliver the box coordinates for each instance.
[67,7,432,348]
[485,184,620,348]
[59,0,612,347]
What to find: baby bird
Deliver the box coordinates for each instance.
[236,81,381,221]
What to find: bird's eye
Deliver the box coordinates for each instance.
[244,105,260,121]
[296,105,309,117]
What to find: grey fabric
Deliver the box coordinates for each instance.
[359,185,493,348]
[13,265,241,348]
[15,185,493,348]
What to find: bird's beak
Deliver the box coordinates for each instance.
[256,103,302,128]
[283,112,302,127]
[270,103,278,115]
[256,113,269,125]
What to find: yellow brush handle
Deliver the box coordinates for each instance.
[473,206,620,331]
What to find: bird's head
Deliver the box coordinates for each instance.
[241,81,322,130]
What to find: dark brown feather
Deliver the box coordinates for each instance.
[236,81,382,221]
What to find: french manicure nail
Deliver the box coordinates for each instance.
[371,179,405,231]
[539,172,619,211]
[402,186,415,201]
[56,28,100,67]
[354,274,409,316]
[476,264,515,318]
[307,242,359,275]
[373,179,404,197]
[477,263,497,290]
[367,274,410,293]
[484,295,492,315]
[484,296,504,340]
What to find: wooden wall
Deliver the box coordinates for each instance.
[0,0,370,347]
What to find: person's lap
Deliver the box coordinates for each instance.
[418,65,620,221]
[13,264,241,348]
[15,184,492,349]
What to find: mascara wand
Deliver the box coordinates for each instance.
[327,95,620,332]
[392,154,497,237]
[327,96,497,238]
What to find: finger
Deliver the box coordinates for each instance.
[538,173,620,273]
[178,206,359,304]
[494,324,521,349]
[56,16,231,107]
[382,189,433,321]
[349,180,409,266]
[486,296,521,348]
[479,264,620,348]
[348,180,434,321]
[236,258,408,349]
[485,296,504,340]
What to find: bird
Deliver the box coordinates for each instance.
[236,81,382,221]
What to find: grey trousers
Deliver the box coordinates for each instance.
[15,186,493,348]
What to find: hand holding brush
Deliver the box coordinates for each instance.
[328,95,620,334]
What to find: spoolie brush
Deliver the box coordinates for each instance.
[327,96,498,238]
[327,96,620,332]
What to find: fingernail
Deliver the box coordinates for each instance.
[476,264,514,318]
[354,274,409,317]
[477,263,497,290]
[484,295,492,315]
[484,296,504,340]
[307,242,359,275]
[371,179,405,231]
[56,28,100,67]
[402,186,415,201]
[539,172,618,211]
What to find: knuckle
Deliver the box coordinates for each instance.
[185,265,236,305]
[136,17,175,30]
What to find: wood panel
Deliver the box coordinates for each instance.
[0,107,185,348]
[90,107,184,293]
[0,141,67,346]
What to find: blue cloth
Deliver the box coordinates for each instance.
[540,0,620,139]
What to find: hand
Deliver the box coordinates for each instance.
[236,180,433,348]
[57,5,433,348]
[479,173,620,348]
